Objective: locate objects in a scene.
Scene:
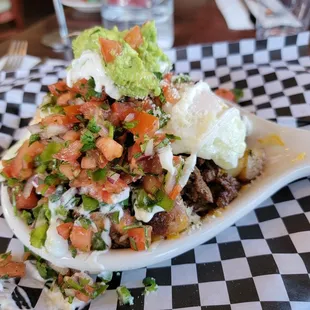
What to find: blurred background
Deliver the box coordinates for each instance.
[0,0,309,61]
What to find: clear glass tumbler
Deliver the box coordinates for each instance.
[101,0,174,50]
[255,0,310,39]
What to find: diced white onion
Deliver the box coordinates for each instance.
[144,139,154,157]
[28,124,42,134]
[43,125,68,139]
[23,175,38,198]
[64,289,75,297]
[124,113,135,122]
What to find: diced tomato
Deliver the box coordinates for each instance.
[104,177,127,194]
[2,141,44,180]
[128,142,141,161]
[0,253,12,267]
[110,102,135,125]
[215,88,236,102]
[99,38,122,63]
[70,170,92,187]
[62,130,81,142]
[162,83,180,104]
[96,137,123,161]
[88,149,108,169]
[128,111,159,139]
[53,140,82,163]
[79,101,102,120]
[85,285,95,295]
[81,156,97,169]
[127,226,152,251]
[169,184,182,200]
[48,81,67,96]
[143,175,162,195]
[111,209,135,234]
[63,105,82,123]
[70,226,93,252]
[16,190,38,210]
[75,291,90,302]
[35,184,56,197]
[57,222,73,240]
[59,163,81,180]
[57,92,76,106]
[163,72,173,82]
[72,79,106,102]
[0,262,26,278]
[42,114,72,126]
[101,190,112,204]
[124,25,143,50]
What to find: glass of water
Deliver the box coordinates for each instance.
[101,0,174,50]
[255,0,310,39]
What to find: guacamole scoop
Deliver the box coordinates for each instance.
[71,21,171,99]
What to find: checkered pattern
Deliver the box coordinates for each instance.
[1,32,310,309]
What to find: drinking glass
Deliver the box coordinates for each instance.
[101,0,174,49]
[255,0,310,39]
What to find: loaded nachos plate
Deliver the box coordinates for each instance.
[1,22,310,274]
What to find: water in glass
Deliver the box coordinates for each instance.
[101,0,174,50]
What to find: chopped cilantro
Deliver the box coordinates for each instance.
[87,118,101,133]
[172,74,191,84]
[81,130,96,152]
[69,246,77,258]
[233,88,244,102]
[44,174,59,186]
[159,91,166,104]
[55,205,68,218]
[0,251,11,260]
[153,72,163,80]
[7,178,19,187]
[36,261,57,280]
[29,134,40,146]
[92,232,106,251]
[85,77,102,100]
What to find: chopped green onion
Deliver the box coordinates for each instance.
[66,278,83,291]
[111,211,120,224]
[55,205,68,218]
[116,286,134,306]
[165,134,181,141]
[108,124,114,138]
[133,152,142,159]
[87,118,101,133]
[44,174,59,186]
[82,195,99,211]
[143,277,158,294]
[0,251,11,260]
[93,284,109,298]
[123,120,138,130]
[40,142,63,162]
[123,223,143,231]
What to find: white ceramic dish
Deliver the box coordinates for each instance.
[2,104,310,272]
[61,0,101,13]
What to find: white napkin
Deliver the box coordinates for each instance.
[215,0,255,30]
[0,55,41,72]
[245,0,303,28]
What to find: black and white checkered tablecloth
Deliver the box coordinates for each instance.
[1,32,310,310]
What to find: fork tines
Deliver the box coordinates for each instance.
[3,40,28,72]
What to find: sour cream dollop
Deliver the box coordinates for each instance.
[163,81,247,170]
[67,50,121,99]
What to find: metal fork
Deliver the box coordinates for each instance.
[2,40,28,71]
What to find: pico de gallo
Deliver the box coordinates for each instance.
[1,22,263,259]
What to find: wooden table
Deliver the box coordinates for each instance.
[0,0,255,60]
